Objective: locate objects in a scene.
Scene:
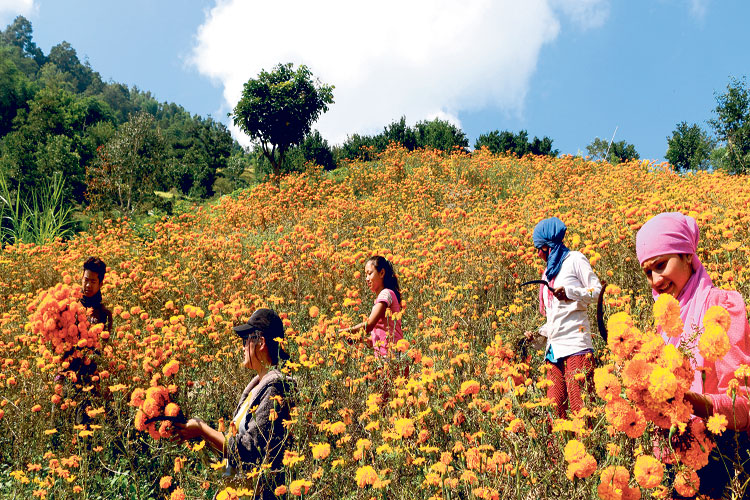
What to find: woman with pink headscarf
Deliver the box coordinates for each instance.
[636,212,750,497]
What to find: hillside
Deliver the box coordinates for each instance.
[2,148,750,499]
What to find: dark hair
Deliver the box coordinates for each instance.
[83,257,106,282]
[367,255,401,303]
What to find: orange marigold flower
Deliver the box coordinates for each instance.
[673,469,699,498]
[164,403,180,418]
[653,293,683,337]
[355,465,379,488]
[633,455,663,489]
[289,479,312,496]
[459,380,480,396]
[607,312,640,360]
[699,323,731,363]
[566,454,597,481]
[594,366,621,400]
[169,487,185,500]
[162,360,179,377]
[308,306,319,318]
[274,485,288,496]
[159,476,172,489]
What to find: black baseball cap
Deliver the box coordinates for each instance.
[233,308,290,362]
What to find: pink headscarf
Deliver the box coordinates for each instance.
[636,212,714,391]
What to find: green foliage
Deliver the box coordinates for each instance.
[709,77,750,174]
[665,122,715,171]
[474,129,558,157]
[414,117,469,152]
[0,16,239,217]
[87,111,166,212]
[0,169,73,244]
[233,63,335,179]
[586,137,640,164]
[340,116,469,161]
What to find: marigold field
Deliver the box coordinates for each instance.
[2,146,750,499]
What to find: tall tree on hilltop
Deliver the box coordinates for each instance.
[414,118,468,152]
[232,63,334,180]
[665,122,715,171]
[709,77,750,174]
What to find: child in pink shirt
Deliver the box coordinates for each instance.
[340,256,403,356]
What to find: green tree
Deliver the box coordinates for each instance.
[586,137,640,164]
[0,45,31,135]
[414,118,468,152]
[1,16,45,69]
[709,77,750,174]
[665,122,715,171]
[474,130,558,157]
[232,63,334,179]
[87,111,165,212]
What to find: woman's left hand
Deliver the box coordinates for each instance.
[685,391,714,419]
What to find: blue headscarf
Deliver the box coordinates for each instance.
[532,217,570,280]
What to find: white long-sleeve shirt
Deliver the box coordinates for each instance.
[538,251,602,360]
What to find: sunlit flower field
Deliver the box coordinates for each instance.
[2,145,750,499]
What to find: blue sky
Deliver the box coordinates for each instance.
[1,0,748,161]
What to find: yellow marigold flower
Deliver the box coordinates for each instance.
[355,465,379,488]
[703,305,731,331]
[699,323,731,363]
[282,451,305,467]
[658,344,684,372]
[648,366,679,402]
[633,455,663,488]
[393,418,415,439]
[563,439,587,463]
[310,443,331,460]
[289,479,312,496]
[735,364,750,380]
[653,293,683,337]
[706,414,728,435]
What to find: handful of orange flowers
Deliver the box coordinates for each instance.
[26,283,103,361]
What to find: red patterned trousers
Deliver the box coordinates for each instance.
[546,352,594,419]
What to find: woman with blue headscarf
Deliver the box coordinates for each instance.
[525,217,602,418]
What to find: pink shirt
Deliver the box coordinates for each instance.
[697,289,750,430]
[371,289,403,356]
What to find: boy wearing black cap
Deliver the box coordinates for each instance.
[174,308,293,498]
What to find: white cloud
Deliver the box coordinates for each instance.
[688,0,708,20]
[552,0,610,30]
[0,0,35,23]
[191,0,609,147]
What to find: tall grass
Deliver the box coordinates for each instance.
[0,170,74,245]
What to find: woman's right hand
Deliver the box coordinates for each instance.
[172,418,205,442]
[524,330,534,340]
